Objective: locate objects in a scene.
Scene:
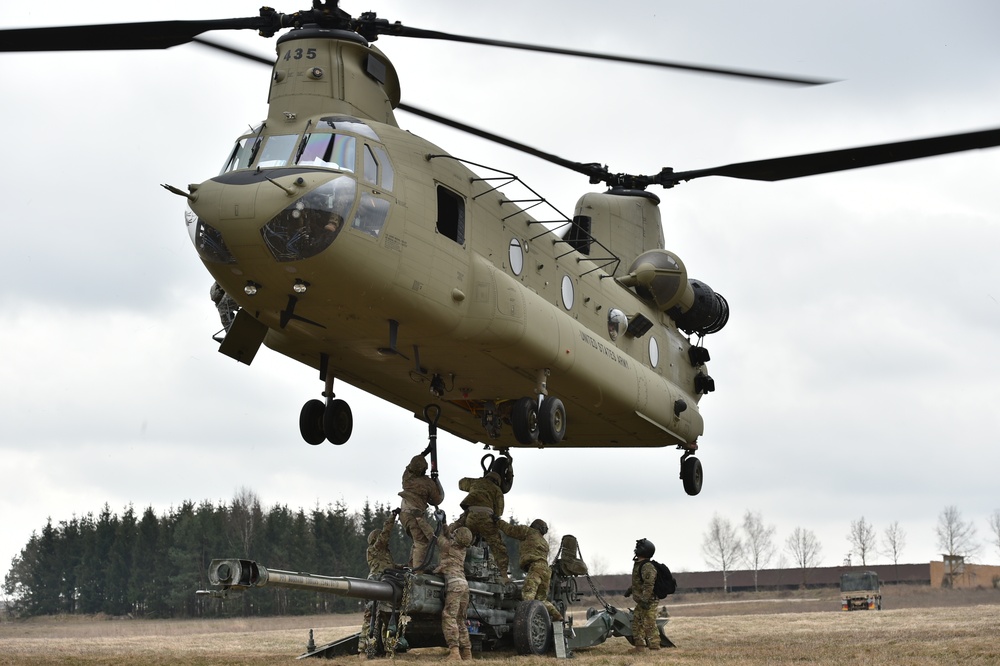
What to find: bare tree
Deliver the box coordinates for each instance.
[741,510,776,591]
[936,505,979,559]
[702,514,743,592]
[936,505,980,586]
[988,510,1000,559]
[785,527,822,587]
[881,521,907,583]
[229,486,263,557]
[847,516,877,566]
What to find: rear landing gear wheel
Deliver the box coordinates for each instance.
[681,455,703,496]
[511,396,539,444]
[300,399,326,445]
[324,398,353,445]
[538,397,566,444]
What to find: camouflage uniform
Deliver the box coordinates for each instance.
[498,519,562,620]
[359,513,396,655]
[397,454,445,568]
[629,558,660,650]
[436,522,473,660]
[457,472,509,580]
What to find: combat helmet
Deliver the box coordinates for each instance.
[530,519,548,535]
[454,526,473,547]
[634,538,656,559]
[406,454,428,475]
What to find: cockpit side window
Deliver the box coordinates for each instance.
[221,135,257,174]
[372,145,394,191]
[296,133,357,171]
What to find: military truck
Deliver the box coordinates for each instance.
[199,534,672,658]
[840,571,882,611]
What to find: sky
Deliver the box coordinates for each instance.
[2,0,999,588]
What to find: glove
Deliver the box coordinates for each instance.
[434,509,447,524]
[391,507,401,517]
[624,587,632,598]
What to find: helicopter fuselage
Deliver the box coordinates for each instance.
[184,28,715,455]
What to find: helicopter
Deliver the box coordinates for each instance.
[3,2,999,501]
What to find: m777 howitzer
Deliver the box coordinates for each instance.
[198,535,673,659]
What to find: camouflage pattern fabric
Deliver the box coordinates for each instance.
[398,455,445,567]
[437,524,471,651]
[630,559,660,649]
[498,520,560,619]
[359,515,396,654]
[457,476,504,516]
[465,511,509,578]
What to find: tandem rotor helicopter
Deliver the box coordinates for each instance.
[4,2,999,497]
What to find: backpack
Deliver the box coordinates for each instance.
[648,560,677,598]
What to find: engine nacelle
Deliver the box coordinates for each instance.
[625,250,729,336]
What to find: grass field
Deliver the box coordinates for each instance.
[2,587,998,664]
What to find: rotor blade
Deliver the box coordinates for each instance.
[192,36,275,65]
[0,17,269,52]
[670,127,1000,184]
[375,23,835,86]
[397,103,607,181]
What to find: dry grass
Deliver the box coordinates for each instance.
[2,588,999,665]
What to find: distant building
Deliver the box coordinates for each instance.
[584,561,1000,595]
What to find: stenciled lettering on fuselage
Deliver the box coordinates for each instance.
[579,331,629,369]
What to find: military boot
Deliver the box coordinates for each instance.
[628,644,648,655]
[460,645,473,660]
[447,646,462,661]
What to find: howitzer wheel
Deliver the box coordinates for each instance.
[513,600,552,655]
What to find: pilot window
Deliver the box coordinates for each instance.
[436,186,465,245]
[296,133,357,171]
[256,134,299,167]
[363,144,378,184]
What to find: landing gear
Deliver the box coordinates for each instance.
[680,450,703,496]
[323,398,352,445]
[299,397,353,445]
[511,397,539,445]
[299,356,353,445]
[538,397,566,444]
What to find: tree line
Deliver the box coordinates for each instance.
[2,489,527,619]
[701,505,1000,591]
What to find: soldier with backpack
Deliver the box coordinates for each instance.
[624,537,664,653]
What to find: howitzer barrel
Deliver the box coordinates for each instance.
[207,559,398,603]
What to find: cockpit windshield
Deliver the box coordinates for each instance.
[296,133,356,171]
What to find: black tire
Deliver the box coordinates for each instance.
[324,398,353,445]
[538,397,567,444]
[489,455,515,494]
[299,399,326,445]
[511,396,539,445]
[681,456,703,496]
[512,600,552,655]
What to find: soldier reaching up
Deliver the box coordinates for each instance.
[497,518,562,621]
[397,451,445,568]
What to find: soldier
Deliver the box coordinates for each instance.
[624,537,660,653]
[497,518,562,621]
[359,509,399,658]
[457,471,510,582]
[436,521,474,661]
[397,450,445,568]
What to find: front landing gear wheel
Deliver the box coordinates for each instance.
[513,600,552,655]
[300,399,326,445]
[324,398,353,445]
[681,455,703,496]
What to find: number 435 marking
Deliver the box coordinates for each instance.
[283,48,318,60]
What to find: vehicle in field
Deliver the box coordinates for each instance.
[840,571,881,611]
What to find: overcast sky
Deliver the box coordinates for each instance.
[2,0,999,588]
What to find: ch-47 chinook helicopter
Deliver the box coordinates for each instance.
[4,2,999,497]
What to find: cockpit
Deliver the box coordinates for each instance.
[188,117,395,265]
